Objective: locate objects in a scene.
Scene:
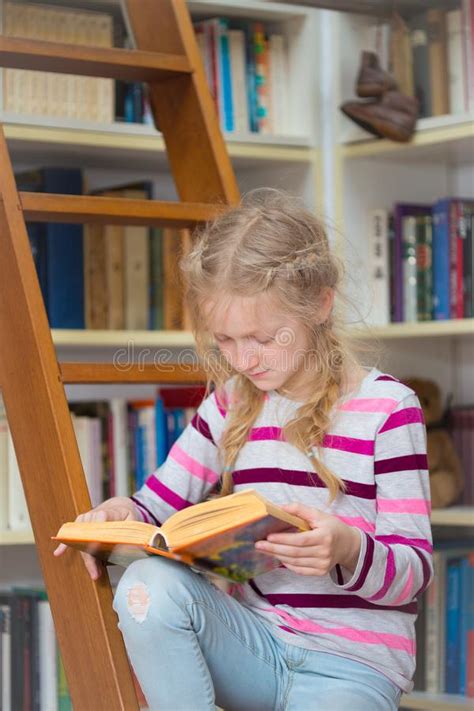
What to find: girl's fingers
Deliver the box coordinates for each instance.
[53,542,68,556]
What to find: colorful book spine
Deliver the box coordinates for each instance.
[433,198,451,320]
[445,557,462,693]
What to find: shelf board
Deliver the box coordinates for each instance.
[353,319,474,340]
[340,115,474,164]
[400,691,473,710]
[0,529,34,545]
[3,118,315,169]
[1,509,472,547]
[51,320,474,350]
[431,507,474,527]
[52,329,196,348]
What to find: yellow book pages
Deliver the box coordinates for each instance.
[53,490,310,582]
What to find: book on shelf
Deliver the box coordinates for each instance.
[53,489,310,583]
[420,543,474,697]
[365,198,473,325]
[351,6,473,122]
[15,167,85,329]
[0,589,72,711]
[1,0,114,123]
[193,16,289,136]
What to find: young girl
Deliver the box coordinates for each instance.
[55,190,432,711]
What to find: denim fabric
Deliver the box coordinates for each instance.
[113,557,402,711]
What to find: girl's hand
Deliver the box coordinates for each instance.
[255,502,362,577]
[53,497,140,581]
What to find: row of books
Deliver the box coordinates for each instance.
[367,2,474,117]
[0,586,148,711]
[1,1,115,123]
[0,386,206,531]
[193,18,289,135]
[15,167,190,331]
[413,545,474,697]
[0,590,71,711]
[1,1,291,136]
[368,198,474,325]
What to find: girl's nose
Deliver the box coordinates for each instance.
[236,342,259,372]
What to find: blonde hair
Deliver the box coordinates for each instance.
[181,189,363,503]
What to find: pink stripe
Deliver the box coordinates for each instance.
[145,476,191,511]
[323,434,374,456]
[393,565,415,606]
[249,428,374,456]
[169,444,220,485]
[335,516,376,533]
[379,407,424,434]
[249,427,283,441]
[368,546,396,601]
[377,498,431,515]
[214,389,228,418]
[339,398,398,413]
[260,607,415,654]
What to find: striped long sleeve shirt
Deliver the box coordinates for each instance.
[131,367,433,693]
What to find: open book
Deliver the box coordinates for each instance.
[53,489,310,582]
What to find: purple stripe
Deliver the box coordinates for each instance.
[130,496,161,526]
[191,413,215,445]
[278,625,298,635]
[379,408,424,434]
[412,547,433,597]
[368,546,396,601]
[323,434,374,456]
[335,564,344,585]
[375,534,433,554]
[248,578,262,597]
[374,454,428,475]
[232,468,376,500]
[250,591,416,614]
[375,375,399,382]
[347,533,374,592]
[145,476,192,512]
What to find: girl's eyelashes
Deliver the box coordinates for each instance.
[214,335,275,345]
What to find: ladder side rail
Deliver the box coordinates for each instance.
[0,125,139,711]
[124,0,241,204]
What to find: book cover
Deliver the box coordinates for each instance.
[393,203,430,322]
[54,490,309,583]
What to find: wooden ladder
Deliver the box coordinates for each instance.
[0,1,239,708]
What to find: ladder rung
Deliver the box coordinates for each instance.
[0,37,192,82]
[16,193,224,227]
[60,363,206,384]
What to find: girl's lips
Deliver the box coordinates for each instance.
[248,370,268,377]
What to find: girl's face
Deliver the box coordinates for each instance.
[206,291,322,400]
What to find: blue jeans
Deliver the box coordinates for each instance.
[113,557,402,711]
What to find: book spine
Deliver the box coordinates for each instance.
[425,551,445,692]
[449,200,461,319]
[228,30,249,134]
[402,215,418,322]
[410,13,432,117]
[218,19,234,132]
[447,10,467,113]
[446,557,462,693]
[433,199,451,320]
[368,208,390,325]
[463,202,474,317]
[416,214,433,321]
[466,552,474,697]
[427,9,449,116]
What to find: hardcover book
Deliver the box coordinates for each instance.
[53,489,309,583]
